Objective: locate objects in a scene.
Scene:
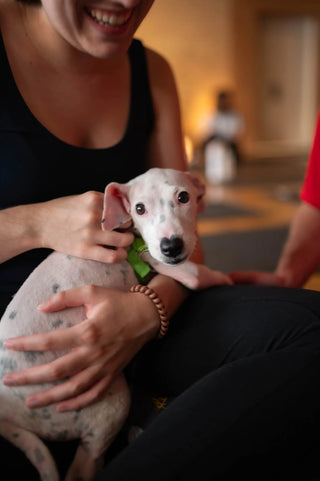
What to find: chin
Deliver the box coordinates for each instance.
[78,37,131,60]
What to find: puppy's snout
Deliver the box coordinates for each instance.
[160,235,184,258]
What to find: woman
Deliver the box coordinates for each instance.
[1,2,320,480]
[0,0,192,411]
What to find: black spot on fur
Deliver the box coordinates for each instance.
[40,408,51,420]
[52,283,60,294]
[56,430,69,441]
[52,319,64,329]
[23,351,44,363]
[0,357,18,380]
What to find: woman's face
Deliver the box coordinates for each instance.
[38,0,154,58]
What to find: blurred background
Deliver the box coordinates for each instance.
[136,0,320,290]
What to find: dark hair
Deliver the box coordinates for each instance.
[17,0,41,4]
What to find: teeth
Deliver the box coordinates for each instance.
[89,8,130,27]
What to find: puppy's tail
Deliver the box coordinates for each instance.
[0,420,59,481]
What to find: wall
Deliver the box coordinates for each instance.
[233,0,320,158]
[136,0,320,159]
[257,17,319,144]
[136,0,235,142]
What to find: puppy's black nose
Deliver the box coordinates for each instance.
[160,235,184,258]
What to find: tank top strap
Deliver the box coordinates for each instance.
[127,38,154,139]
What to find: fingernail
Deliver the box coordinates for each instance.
[3,374,15,386]
[26,398,40,408]
[3,339,14,349]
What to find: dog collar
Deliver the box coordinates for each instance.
[127,237,152,284]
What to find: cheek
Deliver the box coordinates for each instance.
[131,213,147,235]
[42,1,78,41]
[133,215,159,243]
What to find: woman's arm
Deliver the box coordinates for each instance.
[145,48,187,171]
[230,201,320,288]
[275,201,320,287]
[0,193,133,265]
[0,204,40,263]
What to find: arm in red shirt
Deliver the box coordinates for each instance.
[231,112,320,288]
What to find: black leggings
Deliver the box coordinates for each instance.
[96,285,320,481]
[2,286,320,480]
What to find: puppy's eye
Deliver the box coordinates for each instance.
[178,191,190,204]
[136,203,146,215]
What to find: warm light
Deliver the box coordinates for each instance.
[184,135,194,164]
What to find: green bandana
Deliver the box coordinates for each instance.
[127,237,152,284]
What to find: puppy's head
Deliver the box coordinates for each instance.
[102,168,205,265]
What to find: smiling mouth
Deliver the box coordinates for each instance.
[86,7,132,27]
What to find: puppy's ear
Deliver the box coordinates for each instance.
[102,183,132,231]
[186,172,206,214]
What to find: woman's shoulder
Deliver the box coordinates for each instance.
[145,46,174,79]
[142,44,177,101]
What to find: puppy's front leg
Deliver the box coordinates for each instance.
[147,256,232,290]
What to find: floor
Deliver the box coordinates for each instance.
[194,156,320,291]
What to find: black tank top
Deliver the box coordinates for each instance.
[0,37,154,292]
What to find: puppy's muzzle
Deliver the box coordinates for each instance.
[160,235,186,264]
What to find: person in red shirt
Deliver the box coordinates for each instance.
[231,112,320,288]
[301,111,320,209]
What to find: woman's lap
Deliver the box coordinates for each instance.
[103,348,320,480]
[99,285,320,480]
[134,285,320,394]
[2,285,320,480]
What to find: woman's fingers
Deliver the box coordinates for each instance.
[95,228,134,249]
[38,286,89,312]
[3,346,86,387]
[86,244,129,264]
[24,364,113,410]
[38,285,97,312]
[39,191,134,263]
[83,228,134,264]
[229,270,283,286]
[37,284,114,313]
[4,322,82,351]
[57,375,113,412]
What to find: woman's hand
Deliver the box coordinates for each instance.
[229,270,284,286]
[0,192,134,264]
[3,286,160,412]
[36,192,134,263]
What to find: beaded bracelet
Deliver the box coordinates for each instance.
[130,284,169,339]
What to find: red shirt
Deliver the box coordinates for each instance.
[301,112,320,209]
